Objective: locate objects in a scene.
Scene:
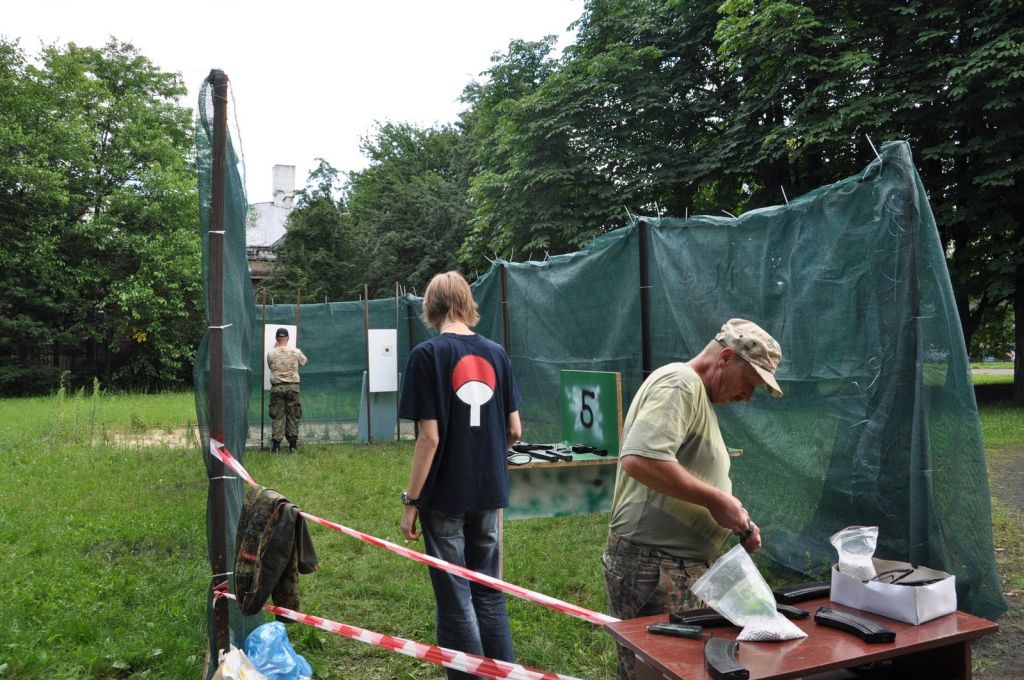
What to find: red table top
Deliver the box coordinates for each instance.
[604,596,999,680]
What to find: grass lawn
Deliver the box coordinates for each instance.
[970,362,1014,370]
[0,383,1020,678]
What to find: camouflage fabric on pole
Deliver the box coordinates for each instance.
[235,485,319,621]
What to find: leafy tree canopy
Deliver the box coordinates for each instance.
[0,37,201,394]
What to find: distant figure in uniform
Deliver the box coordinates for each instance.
[267,327,308,452]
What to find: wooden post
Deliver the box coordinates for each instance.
[206,67,230,660]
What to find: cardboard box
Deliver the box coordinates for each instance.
[830,557,956,624]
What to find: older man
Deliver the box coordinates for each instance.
[603,318,783,679]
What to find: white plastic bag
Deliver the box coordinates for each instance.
[691,544,807,641]
[829,526,879,581]
[213,645,268,680]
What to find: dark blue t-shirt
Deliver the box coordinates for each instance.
[398,332,522,512]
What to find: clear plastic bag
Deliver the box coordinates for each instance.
[691,544,807,641]
[244,622,313,680]
[829,526,879,581]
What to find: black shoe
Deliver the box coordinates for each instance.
[271,439,281,452]
[287,437,297,452]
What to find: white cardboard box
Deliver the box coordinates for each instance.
[829,557,957,625]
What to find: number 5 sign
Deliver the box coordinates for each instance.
[559,370,623,456]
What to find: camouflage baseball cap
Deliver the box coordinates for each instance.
[715,318,783,397]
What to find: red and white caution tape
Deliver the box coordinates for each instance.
[209,439,618,626]
[210,439,256,485]
[214,589,580,680]
[209,440,614,626]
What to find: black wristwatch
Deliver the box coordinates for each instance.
[401,491,418,506]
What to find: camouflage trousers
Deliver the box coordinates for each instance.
[602,530,709,680]
[269,383,302,441]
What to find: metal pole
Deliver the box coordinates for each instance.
[406,287,417,442]
[395,282,400,442]
[363,283,372,442]
[295,288,302,343]
[206,68,230,660]
[638,220,652,378]
[499,264,511,352]
[260,289,267,449]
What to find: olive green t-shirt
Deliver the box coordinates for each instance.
[609,362,732,561]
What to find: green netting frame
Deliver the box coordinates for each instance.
[194,77,262,674]
[201,136,1003,672]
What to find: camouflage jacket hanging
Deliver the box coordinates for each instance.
[235,485,319,620]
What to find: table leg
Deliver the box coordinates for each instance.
[889,640,971,679]
[634,652,668,680]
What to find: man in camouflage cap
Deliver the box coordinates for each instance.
[603,318,782,679]
[714,318,783,398]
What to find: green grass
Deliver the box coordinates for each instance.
[971,362,1014,370]
[980,407,1024,600]
[974,373,1014,385]
[980,408,1023,449]
[0,383,197,448]
[0,389,1020,678]
[0,391,613,679]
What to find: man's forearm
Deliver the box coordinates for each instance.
[620,454,749,534]
[621,455,727,507]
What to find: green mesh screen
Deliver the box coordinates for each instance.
[194,77,262,672]
[199,133,1003,669]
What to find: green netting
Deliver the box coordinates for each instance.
[193,76,262,673]
[244,298,431,444]
[198,130,1004,671]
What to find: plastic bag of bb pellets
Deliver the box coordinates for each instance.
[691,544,807,641]
[829,526,879,581]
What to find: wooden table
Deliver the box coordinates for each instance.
[604,596,998,679]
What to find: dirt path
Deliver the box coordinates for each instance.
[973,446,1024,678]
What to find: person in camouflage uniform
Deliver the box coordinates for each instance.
[267,327,308,452]
[603,318,783,679]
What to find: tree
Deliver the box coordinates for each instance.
[455,0,1022,400]
[263,159,360,302]
[0,38,201,393]
[348,122,474,294]
[713,0,1024,399]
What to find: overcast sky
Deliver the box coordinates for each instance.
[5,0,583,202]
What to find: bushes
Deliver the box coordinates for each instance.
[0,362,61,397]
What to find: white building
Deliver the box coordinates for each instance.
[247,165,295,291]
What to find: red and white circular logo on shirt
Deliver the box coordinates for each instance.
[452,355,496,427]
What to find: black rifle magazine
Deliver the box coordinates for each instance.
[772,580,831,604]
[670,608,733,627]
[705,637,749,680]
[814,606,896,643]
[776,603,810,619]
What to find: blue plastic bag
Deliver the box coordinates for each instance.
[244,622,313,680]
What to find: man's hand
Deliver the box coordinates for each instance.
[709,492,750,535]
[400,505,420,540]
[738,521,761,554]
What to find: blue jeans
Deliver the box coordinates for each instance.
[419,508,515,679]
